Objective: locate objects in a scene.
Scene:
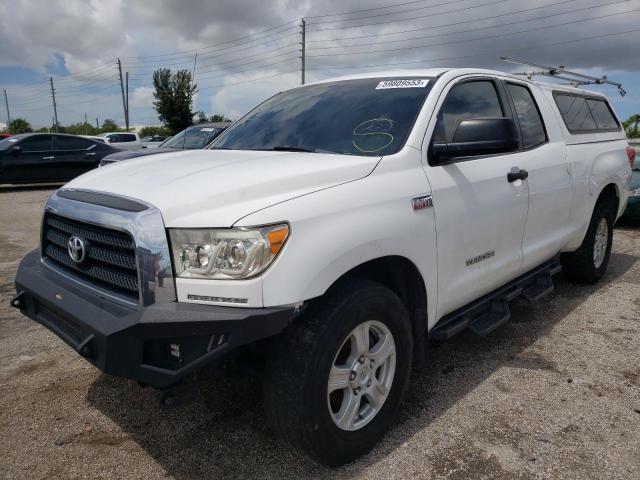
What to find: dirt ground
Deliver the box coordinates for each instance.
[0,186,639,480]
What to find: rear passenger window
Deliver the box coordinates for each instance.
[506,83,546,149]
[554,95,596,132]
[586,99,618,130]
[55,136,94,150]
[434,80,504,143]
[553,94,619,133]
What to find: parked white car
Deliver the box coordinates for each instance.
[100,131,142,150]
[13,68,632,466]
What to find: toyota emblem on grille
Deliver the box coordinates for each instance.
[67,236,86,263]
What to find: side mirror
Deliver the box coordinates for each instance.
[10,145,22,157]
[431,118,519,164]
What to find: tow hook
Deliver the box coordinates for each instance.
[158,374,200,408]
[10,291,25,309]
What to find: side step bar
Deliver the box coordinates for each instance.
[430,260,562,340]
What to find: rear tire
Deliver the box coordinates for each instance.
[561,198,615,284]
[263,278,412,466]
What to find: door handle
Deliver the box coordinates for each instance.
[84,152,96,158]
[42,156,55,160]
[507,167,528,183]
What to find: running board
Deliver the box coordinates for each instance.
[430,260,561,340]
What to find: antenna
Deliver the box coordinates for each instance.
[500,57,626,97]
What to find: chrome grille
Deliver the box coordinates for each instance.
[42,213,139,299]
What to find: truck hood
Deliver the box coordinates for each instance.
[65,149,380,227]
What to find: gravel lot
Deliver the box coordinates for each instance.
[1,186,639,480]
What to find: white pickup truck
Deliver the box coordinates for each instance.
[12,68,633,466]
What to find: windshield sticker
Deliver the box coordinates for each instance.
[376,79,429,89]
[200,128,215,131]
[7,138,17,142]
[352,117,395,153]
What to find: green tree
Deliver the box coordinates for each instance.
[209,114,232,123]
[152,68,197,134]
[9,118,32,134]
[193,111,209,124]
[101,119,119,132]
[623,114,640,138]
[139,126,171,138]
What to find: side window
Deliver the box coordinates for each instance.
[119,134,136,142]
[434,80,504,143]
[54,136,93,151]
[586,99,619,130]
[554,94,597,132]
[19,135,52,152]
[506,83,547,149]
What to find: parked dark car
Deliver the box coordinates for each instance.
[99,122,231,166]
[0,133,118,185]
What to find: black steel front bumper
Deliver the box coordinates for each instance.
[12,249,296,389]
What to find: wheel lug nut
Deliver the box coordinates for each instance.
[349,371,356,380]
[359,356,365,364]
[354,387,361,395]
[367,380,372,387]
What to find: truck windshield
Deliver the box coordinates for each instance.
[211,78,434,156]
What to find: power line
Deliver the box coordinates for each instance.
[306,0,591,46]
[306,27,640,72]
[306,0,510,32]
[307,0,470,25]
[126,41,299,73]
[197,69,299,92]
[306,0,456,19]
[307,8,640,57]
[125,28,299,66]
[122,20,299,60]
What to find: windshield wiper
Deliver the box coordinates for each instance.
[271,145,317,153]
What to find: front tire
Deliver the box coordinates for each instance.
[561,198,615,284]
[263,278,412,466]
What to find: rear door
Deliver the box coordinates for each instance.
[423,77,529,317]
[502,81,573,270]
[3,135,54,183]
[52,135,101,181]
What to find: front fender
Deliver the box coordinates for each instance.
[237,149,439,325]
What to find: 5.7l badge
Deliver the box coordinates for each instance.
[411,195,433,211]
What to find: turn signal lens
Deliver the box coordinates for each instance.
[268,226,289,255]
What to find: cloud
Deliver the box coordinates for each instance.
[130,86,154,108]
[2,0,639,127]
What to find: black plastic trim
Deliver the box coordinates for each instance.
[14,249,296,388]
[430,259,562,340]
[57,189,149,212]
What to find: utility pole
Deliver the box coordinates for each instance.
[117,58,129,131]
[49,77,59,132]
[190,53,198,110]
[125,71,130,131]
[3,89,11,131]
[300,18,306,85]
[84,112,88,135]
[96,117,99,129]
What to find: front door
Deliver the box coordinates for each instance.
[3,134,54,183]
[423,78,529,318]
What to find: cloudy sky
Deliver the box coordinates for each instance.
[0,0,638,129]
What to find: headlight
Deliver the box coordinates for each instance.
[169,224,289,279]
